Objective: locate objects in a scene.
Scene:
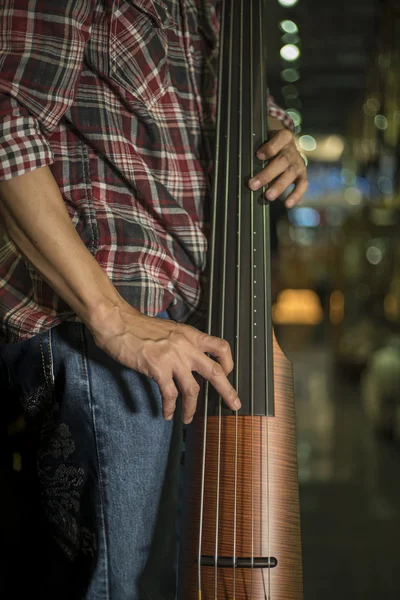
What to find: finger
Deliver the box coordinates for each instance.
[285,177,309,208]
[196,333,234,375]
[249,154,290,191]
[256,129,294,160]
[194,352,241,411]
[264,166,299,201]
[174,372,200,424]
[157,378,179,420]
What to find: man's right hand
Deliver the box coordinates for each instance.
[89,299,241,424]
[0,166,239,424]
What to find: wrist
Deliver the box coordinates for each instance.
[84,289,143,341]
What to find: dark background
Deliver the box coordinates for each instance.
[266,1,400,599]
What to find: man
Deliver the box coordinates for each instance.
[0,1,308,598]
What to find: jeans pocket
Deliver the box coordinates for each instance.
[0,330,54,424]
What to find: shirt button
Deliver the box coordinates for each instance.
[189,45,195,54]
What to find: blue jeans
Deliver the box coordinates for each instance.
[0,313,181,600]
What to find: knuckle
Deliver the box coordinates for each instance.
[199,332,210,345]
[198,332,214,351]
[164,391,178,404]
[150,368,161,383]
[212,362,223,376]
[269,143,280,157]
[170,328,186,344]
[284,129,294,143]
[186,384,200,398]
[280,155,290,169]
[219,339,231,353]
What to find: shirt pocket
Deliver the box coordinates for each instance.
[108,0,173,108]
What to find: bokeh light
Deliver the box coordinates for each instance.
[287,109,302,126]
[280,44,300,61]
[374,114,388,130]
[278,0,299,6]
[281,68,300,82]
[299,135,317,151]
[280,19,299,33]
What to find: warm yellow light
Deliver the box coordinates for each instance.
[296,135,345,162]
[330,290,344,325]
[384,294,398,321]
[272,289,324,325]
[280,44,300,61]
[344,186,363,206]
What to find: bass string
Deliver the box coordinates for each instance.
[215,0,235,596]
[250,0,255,596]
[197,0,227,595]
[259,0,272,597]
[233,0,244,596]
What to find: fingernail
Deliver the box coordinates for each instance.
[257,152,266,160]
[267,190,277,201]
[249,178,261,191]
[234,397,241,410]
[165,414,174,421]
[185,416,194,425]
[285,200,294,208]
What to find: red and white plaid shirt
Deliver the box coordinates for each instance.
[0,0,293,343]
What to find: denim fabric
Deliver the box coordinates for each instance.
[0,312,181,600]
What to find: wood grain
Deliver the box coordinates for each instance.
[179,334,303,599]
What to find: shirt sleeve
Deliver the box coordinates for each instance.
[267,88,295,132]
[0,0,94,182]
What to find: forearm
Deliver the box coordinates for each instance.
[0,166,125,329]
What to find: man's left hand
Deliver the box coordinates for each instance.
[248,127,308,208]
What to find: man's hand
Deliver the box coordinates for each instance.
[90,300,241,425]
[248,127,308,208]
[0,166,240,425]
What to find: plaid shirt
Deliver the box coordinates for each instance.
[0,0,293,343]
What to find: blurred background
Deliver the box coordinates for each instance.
[266,0,400,598]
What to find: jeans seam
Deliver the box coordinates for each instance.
[39,330,54,388]
[47,329,55,385]
[80,323,111,600]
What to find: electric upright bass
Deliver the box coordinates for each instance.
[179,1,303,598]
